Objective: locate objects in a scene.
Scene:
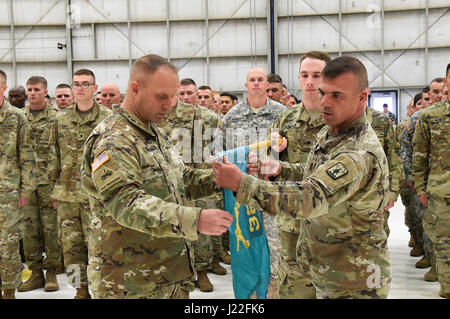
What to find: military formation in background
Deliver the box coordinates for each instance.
[0,52,448,299]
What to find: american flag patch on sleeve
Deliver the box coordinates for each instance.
[92,151,110,173]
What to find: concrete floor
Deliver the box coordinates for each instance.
[14,200,442,299]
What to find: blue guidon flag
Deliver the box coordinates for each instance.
[217,143,271,299]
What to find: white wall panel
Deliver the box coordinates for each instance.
[14,26,66,62]
[16,62,68,94]
[208,19,267,57]
[73,60,129,93]
[130,0,166,21]
[12,0,65,25]
[0,27,12,62]
[169,0,205,21]
[131,22,168,58]
[209,57,268,92]
[72,25,95,60]
[96,24,129,59]
[170,21,206,58]
[208,0,266,19]
[278,16,340,54]
[70,0,128,24]
[0,1,10,25]
[175,58,208,87]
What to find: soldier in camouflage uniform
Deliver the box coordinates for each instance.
[215,67,285,298]
[155,91,227,293]
[266,51,330,299]
[412,63,450,299]
[398,95,424,256]
[81,54,232,299]
[400,80,441,280]
[48,69,112,299]
[18,76,62,293]
[214,57,391,299]
[365,106,404,238]
[0,69,37,299]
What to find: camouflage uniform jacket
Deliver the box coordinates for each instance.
[234,114,391,291]
[0,101,37,202]
[49,102,112,203]
[366,107,404,201]
[155,100,222,207]
[81,106,215,297]
[399,109,424,182]
[412,98,450,198]
[267,102,325,234]
[24,104,58,188]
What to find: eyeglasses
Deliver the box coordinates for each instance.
[72,83,95,89]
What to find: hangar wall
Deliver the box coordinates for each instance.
[1,0,449,119]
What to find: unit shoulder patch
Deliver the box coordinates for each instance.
[326,162,348,180]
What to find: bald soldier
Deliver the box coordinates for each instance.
[214,66,285,298]
[81,54,232,299]
[100,83,122,109]
[213,57,391,299]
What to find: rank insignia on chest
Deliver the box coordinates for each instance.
[326,162,348,180]
[92,151,110,173]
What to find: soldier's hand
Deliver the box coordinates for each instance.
[247,152,259,176]
[384,198,394,210]
[197,209,233,236]
[259,159,282,180]
[18,197,29,208]
[418,194,429,207]
[212,156,242,192]
[405,180,414,189]
[270,132,287,153]
[53,201,58,209]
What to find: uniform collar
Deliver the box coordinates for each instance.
[70,101,101,124]
[114,105,158,138]
[298,102,323,126]
[24,104,52,122]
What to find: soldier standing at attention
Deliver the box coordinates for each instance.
[48,69,112,299]
[215,67,286,298]
[213,57,392,299]
[8,85,27,109]
[0,69,37,299]
[365,104,404,239]
[400,78,442,280]
[18,76,62,293]
[80,54,232,299]
[398,94,425,257]
[412,62,450,299]
[267,51,330,299]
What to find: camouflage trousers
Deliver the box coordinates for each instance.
[278,230,316,299]
[0,198,24,290]
[401,188,424,245]
[193,233,213,271]
[21,186,62,271]
[189,198,223,271]
[262,212,280,281]
[424,196,450,293]
[315,284,390,299]
[94,282,192,299]
[57,201,90,287]
[383,210,390,238]
[414,193,433,257]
